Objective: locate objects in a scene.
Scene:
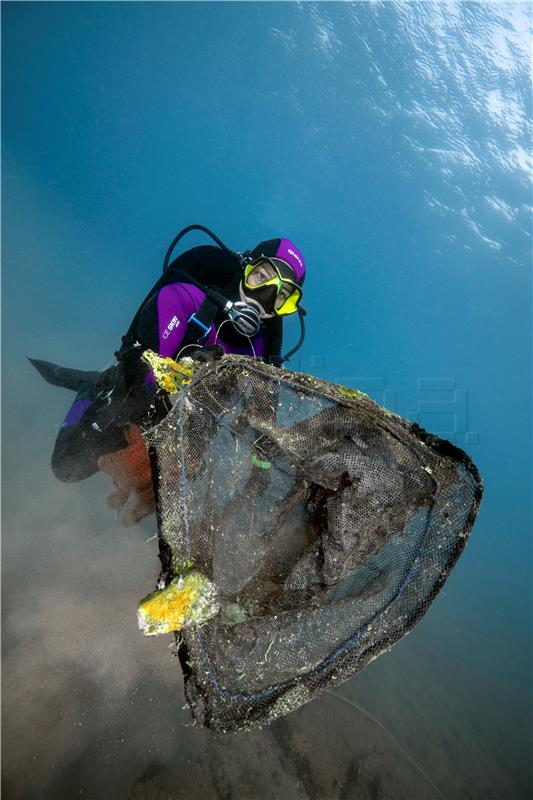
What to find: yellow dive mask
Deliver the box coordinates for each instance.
[243,258,302,316]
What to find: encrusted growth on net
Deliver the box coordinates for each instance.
[144,355,483,733]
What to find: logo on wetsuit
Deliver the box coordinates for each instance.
[163,315,180,339]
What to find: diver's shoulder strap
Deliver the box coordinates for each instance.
[179,288,229,353]
[181,295,218,348]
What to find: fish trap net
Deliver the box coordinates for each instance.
[144,356,482,732]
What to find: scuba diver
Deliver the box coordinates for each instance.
[31,225,307,525]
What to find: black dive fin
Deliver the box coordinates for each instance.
[28,357,101,392]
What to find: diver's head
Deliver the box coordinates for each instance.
[239,238,306,319]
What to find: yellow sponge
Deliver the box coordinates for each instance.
[138,570,219,636]
[141,349,195,394]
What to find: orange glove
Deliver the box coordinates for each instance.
[97,424,155,527]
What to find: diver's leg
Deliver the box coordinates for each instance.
[52,417,127,482]
[51,386,127,483]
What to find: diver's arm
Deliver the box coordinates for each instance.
[129,283,197,360]
[121,283,197,392]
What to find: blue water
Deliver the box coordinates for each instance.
[2,3,531,799]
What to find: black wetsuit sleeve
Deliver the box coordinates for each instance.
[128,293,161,353]
[119,293,160,394]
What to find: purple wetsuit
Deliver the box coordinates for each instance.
[155,282,264,360]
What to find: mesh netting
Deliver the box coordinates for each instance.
[145,356,483,733]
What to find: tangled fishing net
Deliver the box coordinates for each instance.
[140,355,482,733]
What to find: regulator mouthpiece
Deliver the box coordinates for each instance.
[225,300,262,338]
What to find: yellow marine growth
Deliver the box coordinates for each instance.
[141,349,195,394]
[138,570,219,636]
[338,385,369,401]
